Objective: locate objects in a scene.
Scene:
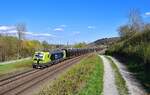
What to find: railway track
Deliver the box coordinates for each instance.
[0,55,85,95]
[0,69,39,86]
[0,57,77,85]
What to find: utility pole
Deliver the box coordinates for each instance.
[67,41,69,48]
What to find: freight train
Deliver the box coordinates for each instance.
[32,48,100,69]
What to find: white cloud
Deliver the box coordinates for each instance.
[24,32,33,35]
[25,32,56,37]
[0,30,17,34]
[0,26,17,35]
[0,26,16,32]
[88,26,96,29]
[53,24,67,32]
[145,12,150,16]
[7,30,18,34]
[34,33,56,37]
[73,31,80,35]
[0,26,16,31]
[0,25,56,37]
[60,24,67,28]
[54,27,64,32]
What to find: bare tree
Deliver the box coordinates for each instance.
[16,23,27,58]
[128,8,144,32]
[16,23,26,40]
[118,9,144,40]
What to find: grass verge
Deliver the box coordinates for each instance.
[106,56,129,95]
[0,59,32,75]
[38,54,104,95]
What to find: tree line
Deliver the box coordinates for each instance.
[0,35,54,62]
[0,24,60,62]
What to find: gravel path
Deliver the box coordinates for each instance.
[108,56,148,95]
[100,55,119,95]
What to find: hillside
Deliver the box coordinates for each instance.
[89,37,120,46]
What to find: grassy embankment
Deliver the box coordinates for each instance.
[0,59,32,75]
[38,54,104,95]
[106,30,150,92]
[106,56,129,95]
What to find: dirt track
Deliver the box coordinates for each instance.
[0,55,86,95]
[100,55,148,95]
[100,55,119,95]
[109,56,148,95]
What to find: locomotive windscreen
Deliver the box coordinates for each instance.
[35,53,43,59]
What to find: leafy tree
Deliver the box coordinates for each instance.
[0,36,44,62]
[118,25,131,40]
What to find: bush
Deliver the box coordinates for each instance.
[106,30,150,92]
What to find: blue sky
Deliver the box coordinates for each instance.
[0,0,150,44]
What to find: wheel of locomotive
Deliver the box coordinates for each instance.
[45,64,49,67]
[42,65,47,68]
[32,64,36,68]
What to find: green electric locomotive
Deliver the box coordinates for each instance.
[32,50,66,68]
[32,48,97,69]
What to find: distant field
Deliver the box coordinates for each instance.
[0,59,32,75]
[38,54,104,95]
